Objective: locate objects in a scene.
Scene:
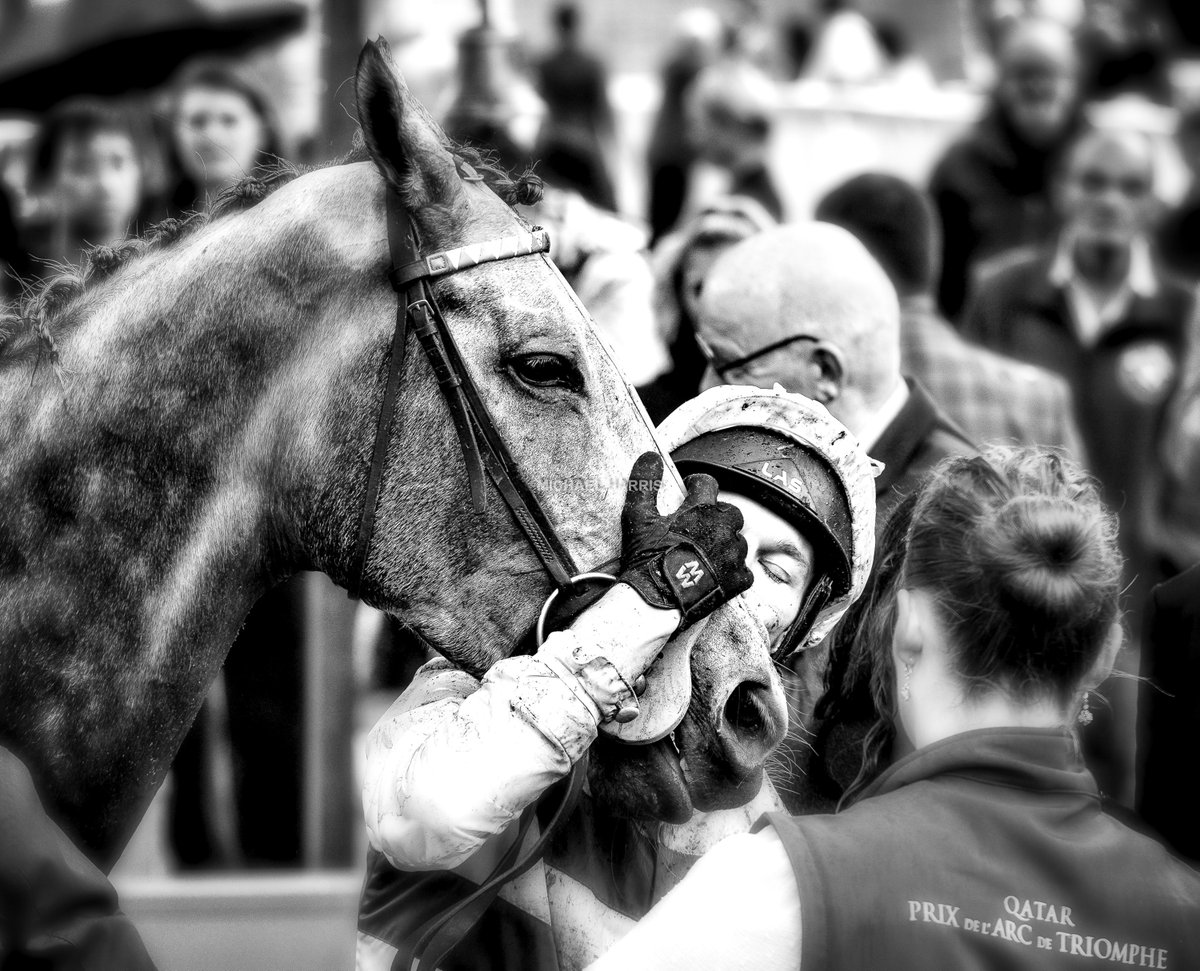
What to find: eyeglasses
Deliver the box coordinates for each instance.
[697,333,819,381]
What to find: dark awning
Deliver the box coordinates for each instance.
[0,0,307,113]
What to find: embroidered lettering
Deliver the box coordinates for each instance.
[1056,933,1168,967]
[906,900,960,927]
[1004,896,1076,926]
[907,894,1167,966]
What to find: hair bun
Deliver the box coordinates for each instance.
[989,495,1096,617]
[900,447,1122,704]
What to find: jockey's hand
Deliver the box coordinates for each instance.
[617,451,753,631]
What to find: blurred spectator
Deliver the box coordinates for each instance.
[441,43,669,414]
[815,172,1083,456]
[972,0,1086,61]
[1152,294,1200,574]
[726,0,779,72]
[1138,561,1200,862]
[930,17,1086,321]
[1155,103,1200,282]
[645,7,723,243]
[442,19,543,176]
[520,186,668,389]
[803,0,887,85]
[873,20,936,89]
[165,60,285,216]
[963,128,1195,806]
[0,178,24,300]
[1076,0,1172,103]
[639,196,776,422]
[170,578,307,870]
[531,3,617,212]
[779,15,815,82]
[1165,0,1200,52]
[164,59,299,872]
[685,59,784,222]
[22,99,154,275]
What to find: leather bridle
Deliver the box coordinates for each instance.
[347,185,590,600]
[349,180,611,971]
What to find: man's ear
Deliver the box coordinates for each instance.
[809,342,845,406]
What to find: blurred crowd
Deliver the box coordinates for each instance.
[2,0,1199,875]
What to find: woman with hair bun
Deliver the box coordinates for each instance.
[591,446,1200,971]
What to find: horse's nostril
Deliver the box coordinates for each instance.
[724,681,769,739]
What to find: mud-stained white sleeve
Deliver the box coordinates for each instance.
[363,628,615,871]
[585,827,802,971]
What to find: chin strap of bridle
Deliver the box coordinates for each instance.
[348,188,577,599]
[774,573,836,662]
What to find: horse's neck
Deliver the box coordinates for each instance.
[0,234,339,860]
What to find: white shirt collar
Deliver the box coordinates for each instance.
[860,377,910,452]
[1049,232,1158,297]
[1049,233,1158,345]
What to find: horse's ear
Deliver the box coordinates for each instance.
[355,37,463,211]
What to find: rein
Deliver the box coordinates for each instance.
[348,189,580,598]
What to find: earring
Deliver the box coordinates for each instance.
[1078,693,1093,727]
[900,662,912,702]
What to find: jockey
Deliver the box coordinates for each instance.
[357,386,877,970]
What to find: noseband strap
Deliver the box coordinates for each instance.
[348,190,576,599]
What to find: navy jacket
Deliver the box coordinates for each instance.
[768,728,1200,970]
[870,379,977,536]
[930,104,1083,322]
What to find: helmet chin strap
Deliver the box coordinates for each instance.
[775,573,835,662]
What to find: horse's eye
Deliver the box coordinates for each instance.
[510,353,581,392]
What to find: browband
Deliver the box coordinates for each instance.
[348,192,578,600]
[390,229,551,289]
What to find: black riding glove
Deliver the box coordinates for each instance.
[617,451,753,630]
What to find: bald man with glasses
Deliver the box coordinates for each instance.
[697,222,974,540]
[695,222,976,811]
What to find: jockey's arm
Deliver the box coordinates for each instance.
[363,583,679,871]
[586,827,802,971]
[364,452,753,871]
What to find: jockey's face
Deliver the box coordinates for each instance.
[175,84,267,192]
[54,130,142,237]
[724,493,813,647]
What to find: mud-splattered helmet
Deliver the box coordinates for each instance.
[659,384,879,657]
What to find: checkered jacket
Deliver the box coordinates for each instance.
[900,296,1085,461]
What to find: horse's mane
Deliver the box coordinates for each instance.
[0,138,542,375]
